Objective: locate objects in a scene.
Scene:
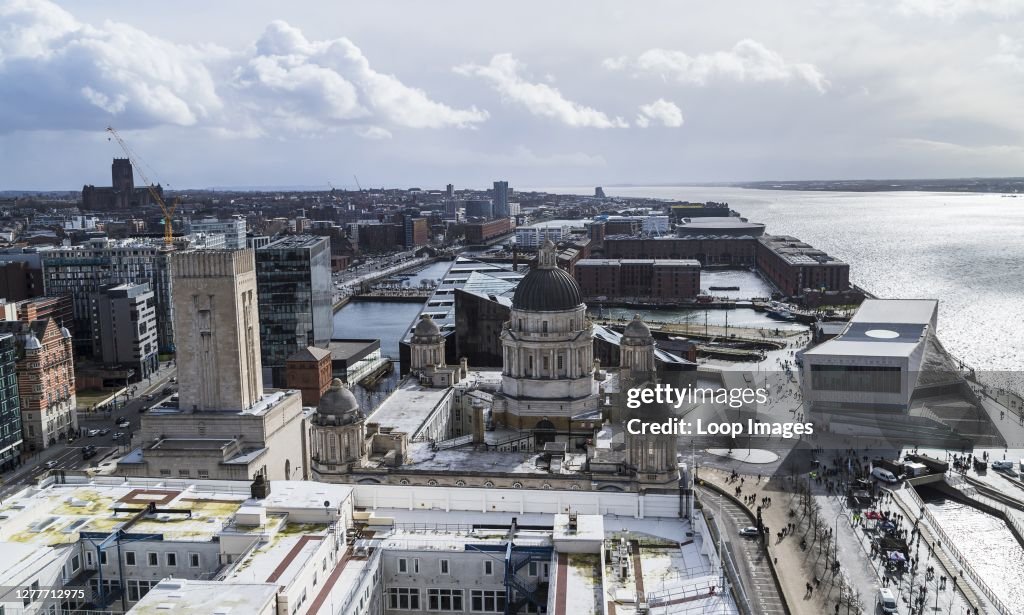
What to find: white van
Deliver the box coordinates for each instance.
[871,467,899,483]
[877,587,898,613]
[992,460,1014,471]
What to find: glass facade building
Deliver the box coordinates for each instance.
[0,333,22,471]
[255,236,332,386]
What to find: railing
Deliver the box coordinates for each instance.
[902,486,1013,615]
[331,547,382,615]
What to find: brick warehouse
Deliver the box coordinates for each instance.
[573,258,701,301]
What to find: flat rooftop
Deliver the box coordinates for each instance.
[130,579,279,615]
[850,298,938,325]
[259,234,327,250]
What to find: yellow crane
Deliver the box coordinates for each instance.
[105,126,178,246]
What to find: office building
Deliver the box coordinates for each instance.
[493,180,510,218]
[89,283,159,380]
[0,333,21,471]
[0,319,75,450]
[255,236,333,386]
[42,239,175,353]
[515,224,567,249]
[464,198,493,220]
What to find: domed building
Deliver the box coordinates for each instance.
[309,379,366,479]
[493,240,601,431]
[409,314,465,387]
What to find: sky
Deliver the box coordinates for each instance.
[1,0,1024,190]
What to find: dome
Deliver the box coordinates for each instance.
[60,326,72,339]
[317,379,361,419]
[24,335,42,351]
[512,240,583,312]
[622,315,652,341]
[411,315,441,342]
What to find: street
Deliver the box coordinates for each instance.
[0,362,177,500]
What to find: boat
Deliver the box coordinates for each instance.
[708,286,740,291]
[765,302,796,321]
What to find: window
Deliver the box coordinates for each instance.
[166,553,177,567]
[189,553,200,568]
[398,558,407,573]
[197,470,209,479]
[528,562,537,576]
[471,590,506,612]
[125,551,136,566]
[440,559,450,574]
[71,554,81,573]
[148,552,158,566]
[388,588,420,610]
[428,589,463,611]
[86,552,94,567]
[484,560,493,575]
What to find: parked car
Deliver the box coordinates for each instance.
[82,445,97,460]
[44,460,58,469]
[98,428,110,436]
[112,432,125,440]
[143,394,155,401]
[739,526,760,537]
[88,429,100,437]
[117,419,131,428]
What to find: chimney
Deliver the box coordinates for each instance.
[472,400,486,445]
[250,474,271,499]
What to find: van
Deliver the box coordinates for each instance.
[877,587,898,613]
[871,467,899,483]
[992,460,1014,471]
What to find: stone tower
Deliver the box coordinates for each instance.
[409,315,445,372]
[172,249,263,412]
[620,315,679,490]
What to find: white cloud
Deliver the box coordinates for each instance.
[455,53,628,128]
[636,99,684,128]
[233,20,488,134]
[892,0,1024,19]
[610,39,829,93]
[354,125,392,140]
[429,145,607,168]
[989,34,1024,71]
[0,1,486,136]
[0,0,224,131]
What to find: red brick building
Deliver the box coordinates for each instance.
[0,318,76,450]
[464,218,512,243]
[603,236,757,266]
[756,235,850,297]
[285,346,333,406]
[574,259,700,301]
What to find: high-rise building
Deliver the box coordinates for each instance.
[255,236,332,386]
[187,217,247,249]
[0,319,75,450]
[120,248,307,481]
[446,183,455,198]
[493,180,509,218]
[89,282,159,380]
[42,239,175,353]
[0,333,21,471]
[465,199,493,220]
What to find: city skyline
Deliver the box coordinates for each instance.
[2,0,1024,190]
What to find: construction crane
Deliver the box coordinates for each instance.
[353,174,362,192]
[105,126,178,246]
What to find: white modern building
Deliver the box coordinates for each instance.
[515,225,568,249]
[187,216,247,249]
[802,299,939,412]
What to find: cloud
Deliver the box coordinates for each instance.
[455,53,628,128]
[0,1,486,136]
[0,0,224,131]
[989,34,1024,71]
[609,39,829,93]
[429,145,607,168]
[636,99,684,128]
[891,0,1024,19]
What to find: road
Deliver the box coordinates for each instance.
[0,363,177,500]
[697,485,788,615]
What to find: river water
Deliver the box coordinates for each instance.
[542,186,1024,377]
[921,489,1024,609]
